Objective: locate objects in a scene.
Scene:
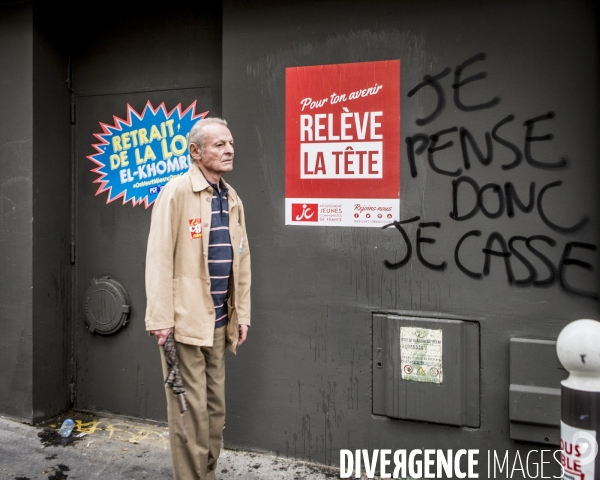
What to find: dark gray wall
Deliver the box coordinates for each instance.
[72,2,223,104]
[31,4,72,422]
[0,1,73,423]
[71,2,223,420]
[0,2,598,470]
[0,2,33,421]
[222,0,599,472]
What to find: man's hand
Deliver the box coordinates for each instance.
[237,325,249,347]
[151,327,173,346]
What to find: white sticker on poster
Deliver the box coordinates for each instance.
[561,421,597,480]
[400,327,443,384]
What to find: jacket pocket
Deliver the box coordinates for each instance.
[173,275,213,342]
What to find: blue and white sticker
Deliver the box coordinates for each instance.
[88,101,206,208]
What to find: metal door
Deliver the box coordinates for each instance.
[75,88,214,419]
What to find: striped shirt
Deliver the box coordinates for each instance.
[208,180,233,328]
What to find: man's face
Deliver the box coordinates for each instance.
[190,123,234,181]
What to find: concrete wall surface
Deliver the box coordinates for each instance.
[70,1,223,421]
[0,1,33,421]
[0,1,73,423]
[222,0,599,473]
[31,3,72,422]
[0,3,598,476]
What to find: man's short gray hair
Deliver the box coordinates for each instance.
[188,117,228,152]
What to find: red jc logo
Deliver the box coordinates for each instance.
[292,203,318,222]
[189,218,202,239]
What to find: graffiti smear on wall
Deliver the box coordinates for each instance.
[386,53,597,300]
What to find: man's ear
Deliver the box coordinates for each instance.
[189,143,202,162]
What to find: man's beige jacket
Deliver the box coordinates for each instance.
[144,162,250,353]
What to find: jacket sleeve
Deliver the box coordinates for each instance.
[236,196,251,326]
[144,185,179,331]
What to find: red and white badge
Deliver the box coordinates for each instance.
[291,203,318,222]
[189,218,202,239]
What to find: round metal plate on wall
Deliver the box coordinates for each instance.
[83,275,131,335]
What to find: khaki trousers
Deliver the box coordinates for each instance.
[161,326,226,480]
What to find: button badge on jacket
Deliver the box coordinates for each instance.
[188,218,202,239]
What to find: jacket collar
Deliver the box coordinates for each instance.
[188,160,238,207]
[189,161,211,192]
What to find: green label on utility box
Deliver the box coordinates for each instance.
[400,327,443,384]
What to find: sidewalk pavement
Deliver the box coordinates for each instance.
[0,412,349,480]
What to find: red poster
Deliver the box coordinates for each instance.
[285,60,400,227]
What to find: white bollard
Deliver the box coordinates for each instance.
[556,319,600,479]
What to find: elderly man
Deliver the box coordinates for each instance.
[144,117,250,480]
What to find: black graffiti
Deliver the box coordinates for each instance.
[453,53,501,112]
[428,127,460,176]
[407,68,451,126]
[382,216,597,299]
[460,126,492,168]
[492,115,522,170]
[504,182,535,218]
[383,219,597,300]
[406,134,429,178]
[417,222,447,271]
[559,242,598,298]
[524,112,568,169]
[382,217,447,272]
[454,230,483,279]
[450,176,589,233]
[381,217,420,269]
[406,112,567,178]
[407,53,499,126]
[482,232,513,281]
[525,236,557,286]
[507,236,536,285]
[396,52,596,300]
[537,181,589,233]
[453,230,598,299]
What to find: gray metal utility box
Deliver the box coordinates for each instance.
[373,313,480,427]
